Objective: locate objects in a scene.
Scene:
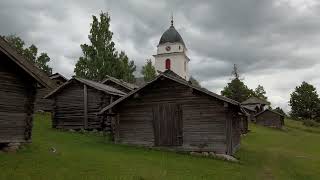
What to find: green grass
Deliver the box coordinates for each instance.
[0,114,320,180]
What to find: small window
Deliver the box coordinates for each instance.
[179,46,181,50]
[165,59,171,70]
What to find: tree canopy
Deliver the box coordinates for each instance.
[141,59,156,82]
[289,81,320,120]
[221,64,254,102]
[74,12,136,82]
[3,35,52,75]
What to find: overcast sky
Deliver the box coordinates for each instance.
[1,0,320,112]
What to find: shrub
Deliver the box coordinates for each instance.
[302,119,320,127]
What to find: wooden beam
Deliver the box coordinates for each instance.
[115,114,120,143]
[83,84,88,129]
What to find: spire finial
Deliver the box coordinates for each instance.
[171,13,174,26]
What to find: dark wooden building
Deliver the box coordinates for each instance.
[34,73,68,112]
[241,97,269,114]
[239,107,250,134]
[99,71,243,155]
[102,75,139,93]
[255,109,285,129]
[45,78,125,130]
[0,37,55,145]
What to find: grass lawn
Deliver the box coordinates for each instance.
[0,114,320,180]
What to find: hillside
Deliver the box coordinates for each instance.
[0,114,319,180]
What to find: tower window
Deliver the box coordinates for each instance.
[165,59,171,70]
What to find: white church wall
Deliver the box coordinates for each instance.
[154,53,189,80]
[157,43,185,54]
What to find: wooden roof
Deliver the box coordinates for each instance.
[0,37,56,89]
[241,97,269,105]
[45,77,126,99]
[255,109,285,117]
[49,73,68,82]
[99,70,239,114]
[102,75,139,91]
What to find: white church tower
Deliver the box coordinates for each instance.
[153,18,190,80]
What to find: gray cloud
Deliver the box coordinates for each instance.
[1,0,320,111]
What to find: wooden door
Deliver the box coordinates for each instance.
[153,103,182,146]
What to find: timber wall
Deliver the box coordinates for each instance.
[113,78,240,154]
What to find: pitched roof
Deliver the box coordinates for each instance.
[49,73,68,82]
[102,75,139,91]
[0,37,56,89]
[241,97,269,105]
[99,70,239,114]
[255,109,285,117]
[242,105,257,112]
[44,77,126,99]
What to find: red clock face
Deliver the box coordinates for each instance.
[165,46,171,51]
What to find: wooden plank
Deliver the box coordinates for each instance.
[83,84,88,129]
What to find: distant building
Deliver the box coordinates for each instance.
[34,73,68,112]
[241,97,284,129]
[153,18,190,80]
[241,97,269,113]
[255,109,285,129]
[45,78,125,130]
[102,75,138,93]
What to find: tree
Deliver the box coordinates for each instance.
[253,85,270,105]
[189,76,201,88]
[36,53,52,75]
[74,12,136,82]
[3,35,52,75]
[221,64,254,102]
[117,51,136,83]
[141,59,156,82]
[289,81,320,120]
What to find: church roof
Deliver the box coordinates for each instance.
[159,25,185,46]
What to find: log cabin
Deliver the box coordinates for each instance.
[49,73,68,86]
[34,73,68,112]
[45,78,126,130]
[99,70,243,155]
[255,109,285,129]
[241,97,269,114]
[102,75,139,93]
[0,37,55,146]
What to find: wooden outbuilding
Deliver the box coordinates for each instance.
[45,78,126,130]
[241,97,269,114]
[34,73,68,112]
[99,70,242,155]
[102,75,139,93]
[255,109,285,129]
[0,37,55,145]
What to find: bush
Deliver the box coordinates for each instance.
[302,119,320,127]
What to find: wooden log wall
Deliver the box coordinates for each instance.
[34,87,53,112]
[52,81,117,130]
[113,78,240,154]
[256,111,283,129]
[0,54,37,143]
[53,82,85,129]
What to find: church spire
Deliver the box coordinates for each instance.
[171,13,174,26]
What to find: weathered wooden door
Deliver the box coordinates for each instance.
[153,103,182,146]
